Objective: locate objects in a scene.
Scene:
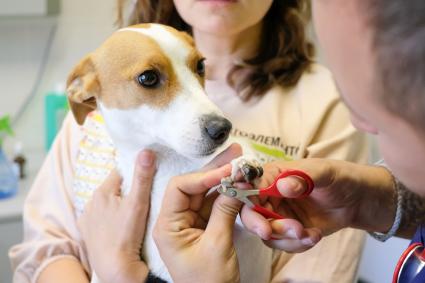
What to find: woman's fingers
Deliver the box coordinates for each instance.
[97,169,122,196]
[127,150,156,204]
[77,150,154,282]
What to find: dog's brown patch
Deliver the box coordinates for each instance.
[92,30,181,110]
[159,25,205,87]
[186,50,205,87]
[66,24,205,124]
[161,26,205,87]
[66,55,100,125]
[162,25,195,48]
[128,23,151,30]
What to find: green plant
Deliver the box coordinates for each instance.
[0,115,14,147]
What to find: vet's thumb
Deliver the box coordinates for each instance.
[206,193,243,239]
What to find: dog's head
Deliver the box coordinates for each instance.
[67,23,231,158]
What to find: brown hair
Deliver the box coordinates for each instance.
[364,0,425,128]
[117,0,314,100]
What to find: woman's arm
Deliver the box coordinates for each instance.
[76,152,155,283]
[9,114,89,283]
[37,258,89,283]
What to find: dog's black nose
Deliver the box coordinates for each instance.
[203,115,232,145]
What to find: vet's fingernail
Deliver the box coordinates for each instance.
[271,228,298,240]
[301,237,315,246]
[283,228,298,238]
[138,150,155,167]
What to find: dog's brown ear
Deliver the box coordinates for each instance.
[66,55,100,125]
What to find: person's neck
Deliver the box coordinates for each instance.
[193,22,263,81]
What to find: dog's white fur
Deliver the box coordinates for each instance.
[68,24,272,283]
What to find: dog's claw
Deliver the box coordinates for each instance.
[230,156,264,183]
[241,163,263,182]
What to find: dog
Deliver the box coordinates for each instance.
[67,23,272,283]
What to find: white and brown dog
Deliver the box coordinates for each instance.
[67,24,272,283]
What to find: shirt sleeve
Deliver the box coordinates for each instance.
[9,114,90,283]
[271,68,369,283]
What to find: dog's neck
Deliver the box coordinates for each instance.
[114,141,209,196]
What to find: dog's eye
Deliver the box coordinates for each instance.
[196,58,205,76]
[137,70,160,88]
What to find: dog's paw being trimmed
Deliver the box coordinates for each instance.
[230,155,263,183]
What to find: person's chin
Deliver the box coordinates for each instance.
[196,18,240,36]
[197,0,238,4]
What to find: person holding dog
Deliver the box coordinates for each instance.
[10,0,369,282]
[75,0,425,282]
[152,0,425,282]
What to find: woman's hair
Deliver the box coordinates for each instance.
[117,0,314,100]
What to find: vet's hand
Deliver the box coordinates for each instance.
[78,150,156,283]
[153,145,242,283]
[240,159,396,253]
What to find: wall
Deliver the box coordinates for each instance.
[0,0,116,281]
[359,235,410,282]
[0,17,55,122]
[5,0,116,155]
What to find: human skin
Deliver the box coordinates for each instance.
[38,151,155,283]
[153,164,243,283]
[312,0,425,195]
[240,0,425,251]
[240,159,397,251]
[173,0,273,81]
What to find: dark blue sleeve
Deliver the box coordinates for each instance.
[411,224,424,245]
[412,267,425,283]
[410,225,425,283]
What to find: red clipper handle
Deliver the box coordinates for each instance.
[260,169,315,198]
[252,204,284,220]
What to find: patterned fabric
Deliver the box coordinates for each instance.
[73,112,116,215]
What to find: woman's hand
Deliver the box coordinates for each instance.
[241,159,396,253]
[153,145,243,283]
[78,150,156,283]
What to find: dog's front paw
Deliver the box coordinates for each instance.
[230,155,263,183]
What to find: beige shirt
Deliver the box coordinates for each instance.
[10,64,368,283]
[208,64,368,283]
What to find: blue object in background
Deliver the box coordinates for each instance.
[45,86,68,151]
[0,148,18,199]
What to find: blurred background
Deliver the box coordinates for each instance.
[0,0,409,282]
